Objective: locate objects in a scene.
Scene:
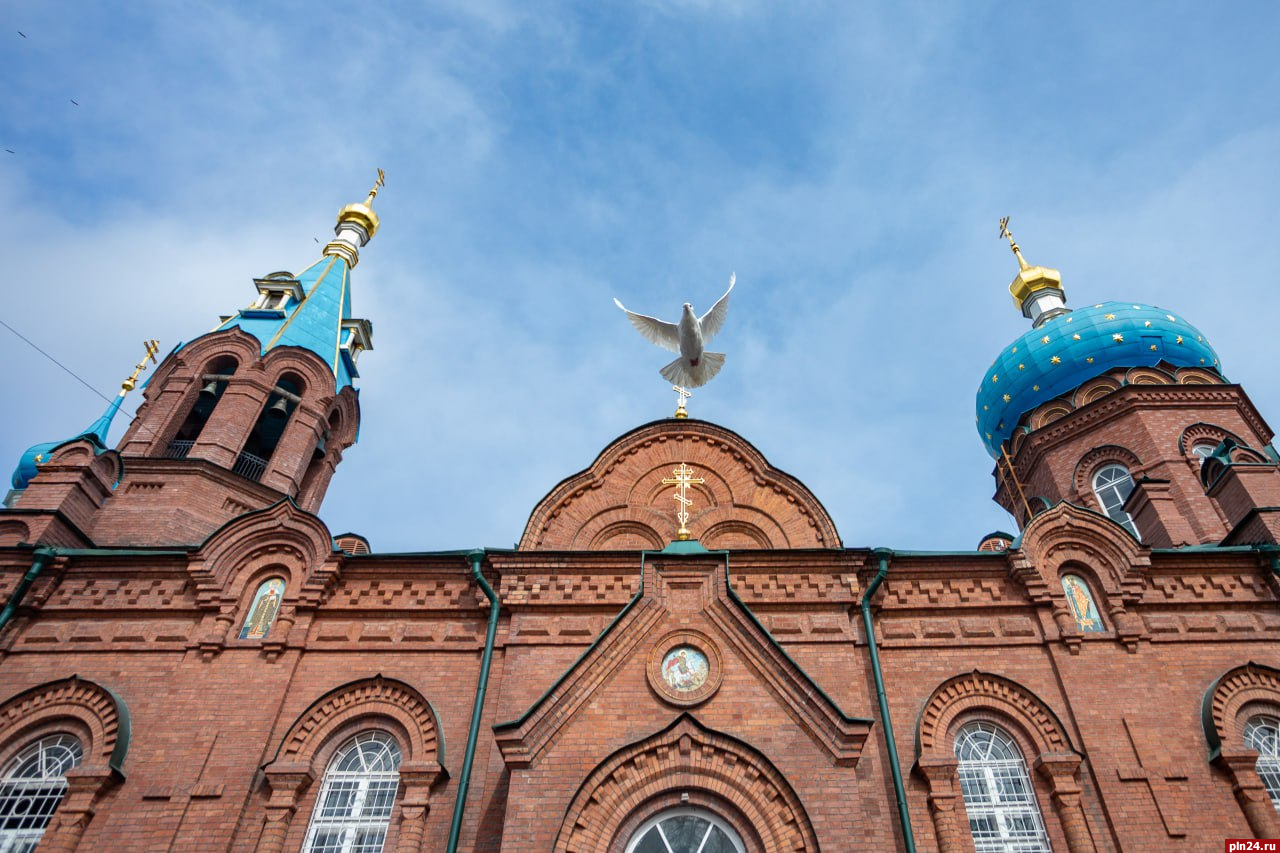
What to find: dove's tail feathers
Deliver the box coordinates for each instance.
[659,352,726,388]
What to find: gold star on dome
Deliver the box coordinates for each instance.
[998,422,1005,429]
[1176,335,1183,344]
[986,432,992,440]
[1003,394,1011,402]
[1112,333,1124,342]
[1104,313,1116,320]
[992,374,999,383]
[983,405,989,411]
[1032,385,1040,391]
[1200,358,1206,364]
[1150,345,1158,351]
[34,453,43,463]
[1011,346,1018,354]
[1018,363,1026,370]
[1072,333,1081,340]
[1050,355,1061,365]
[1086,357,1094,364]
[1041,336,1050,344]
[1144,321,1152,327]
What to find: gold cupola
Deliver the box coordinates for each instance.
[1000,217,1066,327]
[324,168,384,267]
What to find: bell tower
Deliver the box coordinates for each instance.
[980,219,1280,547]
[6,176,382,547]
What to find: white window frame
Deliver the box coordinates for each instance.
[0,733,83,853]
[954,721,1052,853]
[301,731,402,853]
[624,806,747,853]
[1092,464,1140,539]
[1244,715,1280,812]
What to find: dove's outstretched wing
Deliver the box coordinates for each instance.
[698,272,735,343]
[614,298,680,353]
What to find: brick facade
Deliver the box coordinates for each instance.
[6,294,1280,852]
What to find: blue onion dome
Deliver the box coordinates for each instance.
[976,301,1221,458]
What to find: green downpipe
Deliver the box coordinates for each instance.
[447,549,500,853]
[0,546,56,632]
[863,549,917,853]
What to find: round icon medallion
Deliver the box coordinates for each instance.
[648,632,722,707]
[660,646,709,693]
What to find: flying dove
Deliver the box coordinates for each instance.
[614,273,735,388]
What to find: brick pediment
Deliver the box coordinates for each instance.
[519,419,840,550]
[493,551,870,769]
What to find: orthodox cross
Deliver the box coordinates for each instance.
[121,339,160,393]
[998,215,1030,270]
[368,167,386,201]
[672,385,691,419]
[1116,717,1189,837]
[661,462,704,541]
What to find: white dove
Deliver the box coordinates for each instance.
[613,273,735,388]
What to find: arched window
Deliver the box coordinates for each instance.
[1092,464,1140,539]
[1244,715,1280,811]
[624,807,747,853]
[236,373,304,482]
[239,577,285,640]
[0,733,83,850]
[301,731,402,853]
[954,721,1051,853]
[1061,574,1105,633]
[165,356,237,458]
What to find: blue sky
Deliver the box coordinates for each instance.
[3,2,1279,552]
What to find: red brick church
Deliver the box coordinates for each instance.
[3,186,1280,852]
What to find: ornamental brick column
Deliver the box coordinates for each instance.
[1036,754,1095,853]
[918,757,965,853]
[395,762,443,853]
[1216,748,1280,839]
[39,767,116,853]
[259,765,313,853]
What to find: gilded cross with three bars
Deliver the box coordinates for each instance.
[661,462,705,541]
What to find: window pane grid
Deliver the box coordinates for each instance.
[955,723,1051,853]
[1245,716,1280,811]
[0,734,83,852]
[302,732,401,853]
[1092,465,1140,539]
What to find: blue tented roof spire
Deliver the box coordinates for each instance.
[210,174,381,391]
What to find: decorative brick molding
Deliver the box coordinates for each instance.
[259,676,446,853]
[1012,502,1150,650]
[915,671,1094,853]
[1203,662,1280,839]
[552,714,819,853]
[1071,445,1145,506]
[519,420,840,550]
[0,677,127,852]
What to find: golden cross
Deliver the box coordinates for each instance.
[672,385,691,419]
[121,339,161,393]
[660,461,705,541]
[998,215,1029,270]
[367,167,386,203]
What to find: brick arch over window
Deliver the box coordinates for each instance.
[914,671,1095,853]
[1072,444,1144,503]
[258,676,446,853]
[554,714,818,853]
[1012,502,1150,652]
[521,420,840,550]
[0,676,129,852]
[1203,662,1280,839]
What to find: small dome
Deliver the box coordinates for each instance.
[976,301,1221,457]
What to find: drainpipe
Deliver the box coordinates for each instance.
[863,548,917,853]
[447,549,500,853]
[0,546,56,632]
